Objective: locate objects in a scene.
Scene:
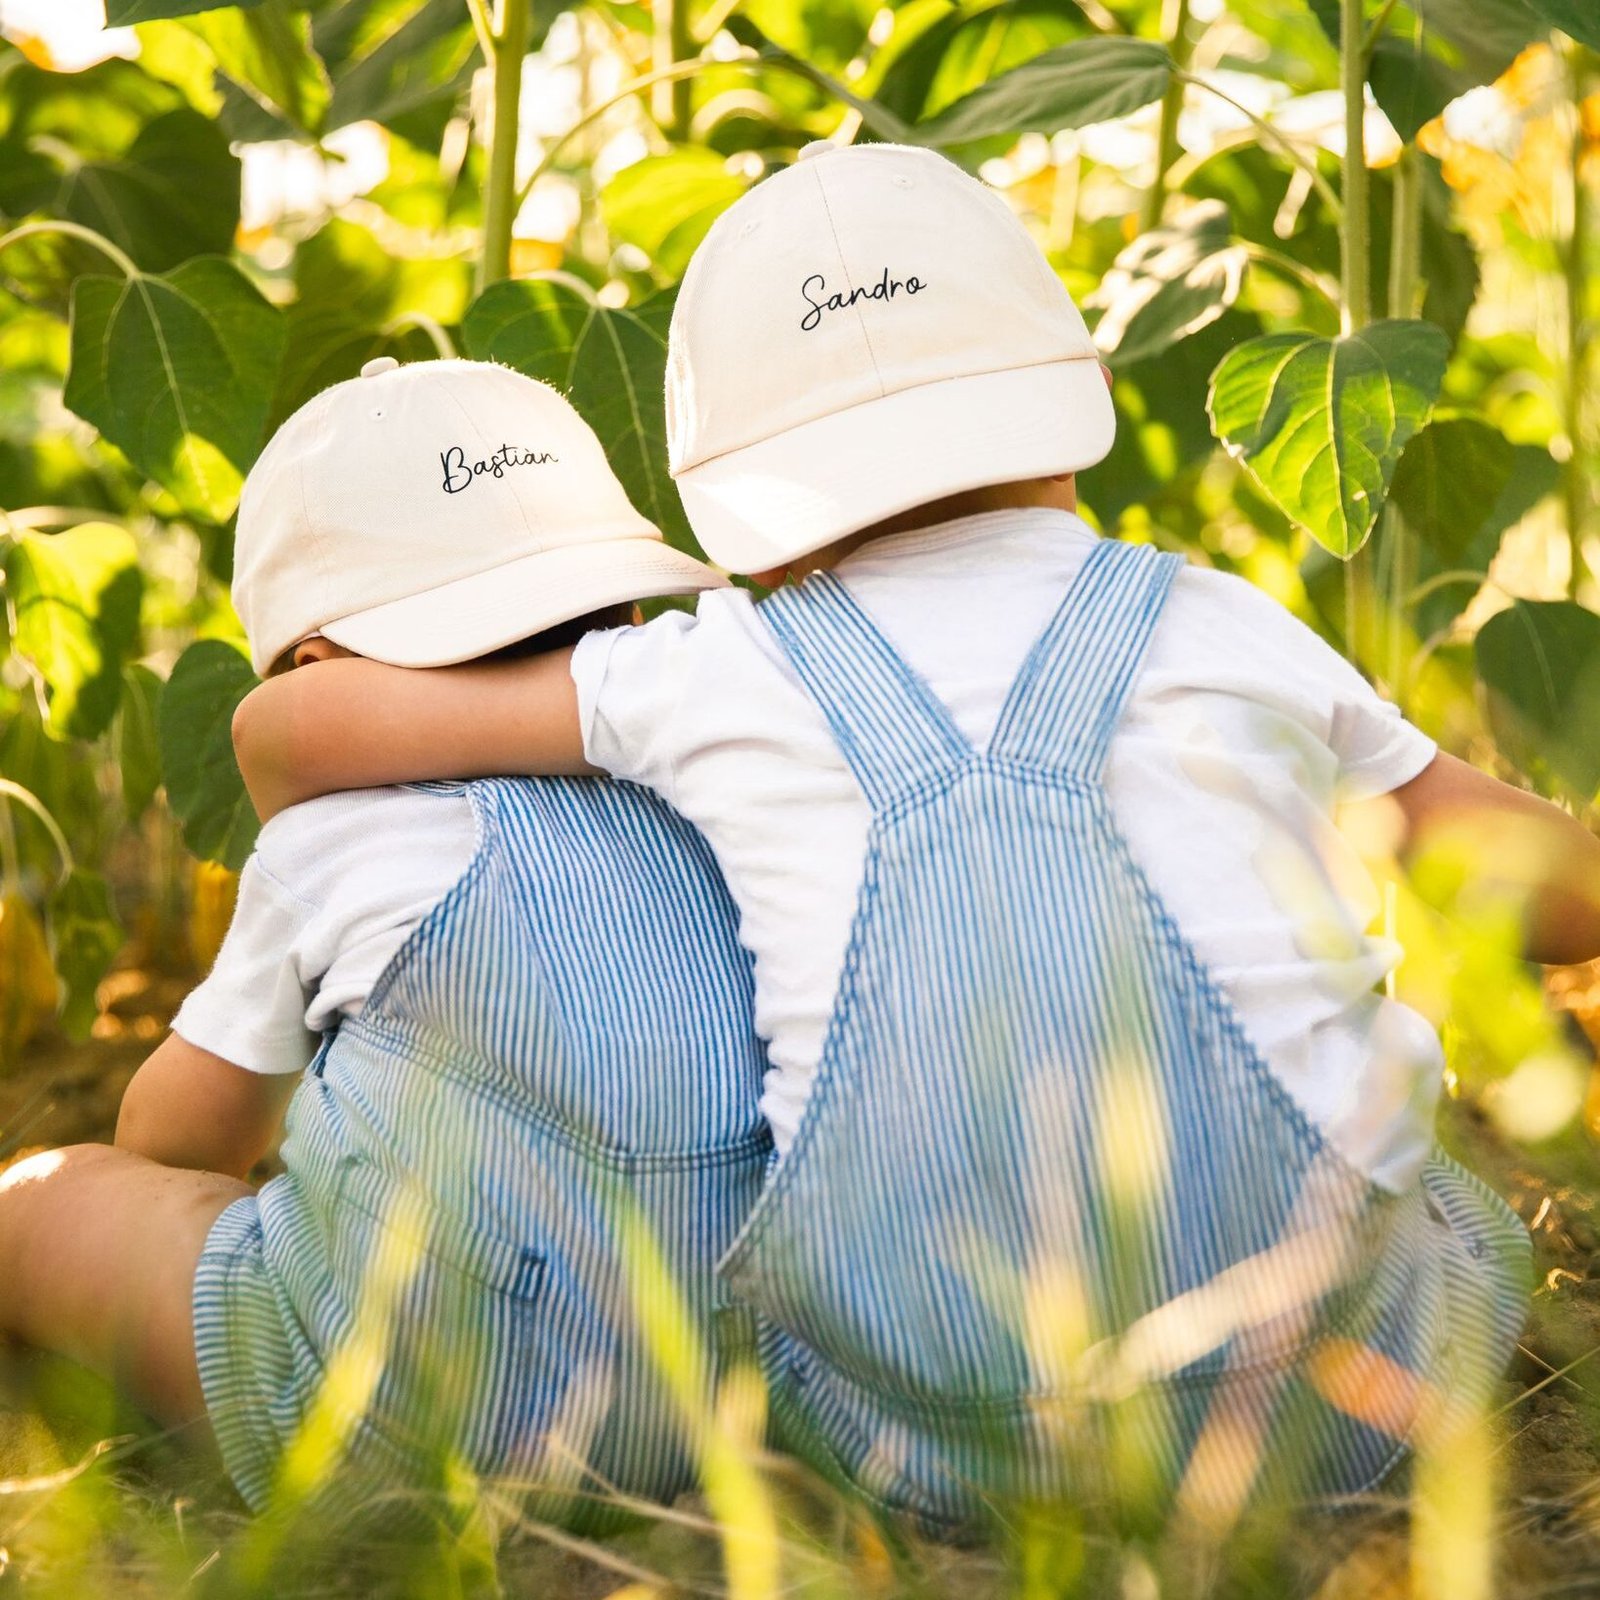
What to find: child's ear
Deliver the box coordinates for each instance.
[292,636,351,669]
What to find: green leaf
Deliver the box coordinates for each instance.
[914,37,1173,146]
[269,218,470,430]
[318,0,482,137]
[105,0,262,20]
[159,640,261,870]
[47,870,123,1041]
[1085,201,1248,370]
[64,257,286,522]
[1528,0,1600,48]
[865,0,1087,123]
[1306,0,1542,141]
[0,59,192,306]
[462,280,692,554]
[1388,418,1515,564]
[1475,601,1600,802]
[1081,309,1264,526]
[118,664,164,821]
[0,56,181,164]
[740,0,876,68]
[1304,435,1560,644]
[64,109,239,274]
[0,698,107,880]
[1206,319,1450,558]
[186,1,332,135]
[0,106,240,279]
[5,524,143,742]
[601,149,749,281]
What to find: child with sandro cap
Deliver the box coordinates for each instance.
[235,145,1600,1527]
[0,359,771,1520]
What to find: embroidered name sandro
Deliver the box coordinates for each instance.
[800,269,926,332]
[440,443,557,494]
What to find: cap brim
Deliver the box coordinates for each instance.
[675,357,1115,575]
[318,538,728,668]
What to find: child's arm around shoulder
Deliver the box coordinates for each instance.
[1384,751,1600,966]
[233,647,594,823]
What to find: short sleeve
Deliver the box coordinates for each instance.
[571,611,701,801]
[170,855,320,1075]
[1188,568,1437,803]
[1258,585,1436,801]
[1328,683,1437,802]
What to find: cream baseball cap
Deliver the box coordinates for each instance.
[666,142,1115,574]
[233,357,726,675]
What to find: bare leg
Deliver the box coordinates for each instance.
[0,1144,251,1442]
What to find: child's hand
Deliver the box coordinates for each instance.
[232,648,594,821]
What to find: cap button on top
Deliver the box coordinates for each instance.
[797,140,834,163]
[360,356,400,378]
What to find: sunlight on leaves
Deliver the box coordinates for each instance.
[601,149,749,282]
[864,0,1086,123]
[185,1,332,135]
[4,522,142,742]
[1207,319,1450,558]
[1087,201,1249,370]
[64,258,284,522]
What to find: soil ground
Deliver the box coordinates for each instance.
[3,959,1600,1597]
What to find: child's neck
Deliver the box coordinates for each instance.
[765,476,1077,585]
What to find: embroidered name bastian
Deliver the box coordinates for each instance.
[440,443,557,494]
[799,269,926,332]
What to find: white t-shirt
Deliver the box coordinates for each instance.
[572,508,1443,1190]
[172,787,477,1074]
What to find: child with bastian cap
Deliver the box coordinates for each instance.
[236,145,1600,1525]
[143,357,723,1148]
[0,358,773,1515]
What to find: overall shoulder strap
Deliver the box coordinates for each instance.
[988,538,1183,781]
[760,572,972,811]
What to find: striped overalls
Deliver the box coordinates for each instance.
[721,537,1531,1531]
[193,777,771,1523]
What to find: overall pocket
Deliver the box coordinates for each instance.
[321,1158,549,1478]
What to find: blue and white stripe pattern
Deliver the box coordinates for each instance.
[722,537,1531,1532]
[193,777,772,1524]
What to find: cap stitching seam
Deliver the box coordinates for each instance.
[812,163,886,399]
